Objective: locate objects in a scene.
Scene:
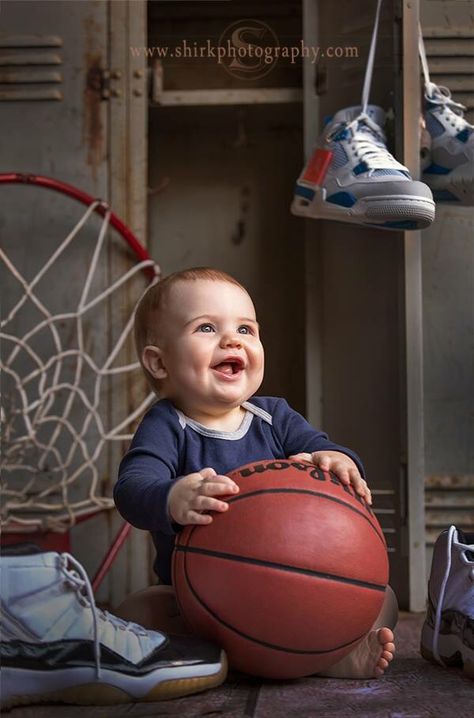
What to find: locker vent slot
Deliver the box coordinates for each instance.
[425,475,474,545]
[372,489,397,554]
[0,34,63,101]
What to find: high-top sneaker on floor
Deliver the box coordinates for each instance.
[0,551,227,709]
[420,526,474,679]
[291,105,435,230]
[421,84,474,205]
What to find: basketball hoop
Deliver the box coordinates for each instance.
[1,173,159,585]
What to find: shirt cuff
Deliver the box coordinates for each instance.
[155,479,182,535]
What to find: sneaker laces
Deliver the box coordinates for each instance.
[418,25,473,134]
[59,552,151,679]
[328,113,409,173]
[425,86,473,135]
[432,525,456,666]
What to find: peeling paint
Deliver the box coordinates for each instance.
[83,52,104,183]
[82,14,106,184]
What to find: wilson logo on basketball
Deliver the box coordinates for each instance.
[236,459,375,515]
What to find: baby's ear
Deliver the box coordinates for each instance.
[142,345,167,379]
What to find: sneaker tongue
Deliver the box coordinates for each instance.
[332,105,386,127]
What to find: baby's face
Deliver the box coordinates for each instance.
[156,279,264,416]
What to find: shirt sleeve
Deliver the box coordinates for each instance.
[113,404,182,535]
[272,398,365,477]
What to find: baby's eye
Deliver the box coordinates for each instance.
[238,325,252,335]
[196,323,215,333]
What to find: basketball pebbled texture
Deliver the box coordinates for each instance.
[173,459,389,679]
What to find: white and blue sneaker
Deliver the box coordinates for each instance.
[0,551,227,708]
[291,105,435,231]
[421,84,474,205]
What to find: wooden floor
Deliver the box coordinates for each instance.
[6,614,473,718]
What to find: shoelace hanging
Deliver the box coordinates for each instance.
[327,0,409,174]
[361,0,383,116]
[327,0,384,142]
[59,552,150,679]
[60,553,102,678]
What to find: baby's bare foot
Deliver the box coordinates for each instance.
[318,627,395,679]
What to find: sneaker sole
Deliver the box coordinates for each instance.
[0,650,227,709]
[291,191,435,230]
[420,621,474,680]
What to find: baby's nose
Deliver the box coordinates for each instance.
[221,333,242,347]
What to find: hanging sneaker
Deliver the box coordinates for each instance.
[420,526,474,679]
[0,551,227,708]
[421,84,474,205]
[291,105,435,230]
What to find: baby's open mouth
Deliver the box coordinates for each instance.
[212,358,245,376]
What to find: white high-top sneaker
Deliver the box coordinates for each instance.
[421,84,474,205]
[291,1,435,231]
[291,106,435,230]
[0,551,227,708]
[420,526,474,679]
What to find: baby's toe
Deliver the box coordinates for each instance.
[377,627,394,645]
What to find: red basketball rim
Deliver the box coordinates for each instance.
[0,172,159,280]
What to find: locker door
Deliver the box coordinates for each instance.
[302,0,426,610]
[420,0,474,573]
[0,0,149,605]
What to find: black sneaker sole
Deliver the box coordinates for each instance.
[1,650,228,708]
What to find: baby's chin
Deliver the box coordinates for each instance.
[212,381,261,404]
[166,377,263,414]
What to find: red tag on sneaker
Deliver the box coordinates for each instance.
[301,149,333,185]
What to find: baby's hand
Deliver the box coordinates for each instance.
[288,450,372,505]
[168,467,240,526]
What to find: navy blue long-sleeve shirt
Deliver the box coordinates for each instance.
[114,396,364,584]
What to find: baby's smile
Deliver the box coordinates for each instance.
[211,356,245,378]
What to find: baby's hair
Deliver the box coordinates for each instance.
[135,267,248,393]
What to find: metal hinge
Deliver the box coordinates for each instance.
[86,67,125,101]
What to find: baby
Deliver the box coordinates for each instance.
[114,266,397,679]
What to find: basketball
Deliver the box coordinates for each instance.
[173,459,389,679]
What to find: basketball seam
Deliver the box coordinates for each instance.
[174,545,386,592]
[225,487,386,547]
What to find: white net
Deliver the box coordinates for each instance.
[1,200,159,532]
